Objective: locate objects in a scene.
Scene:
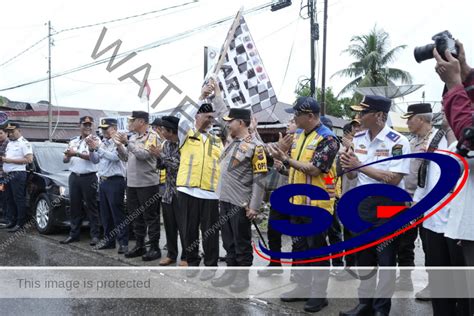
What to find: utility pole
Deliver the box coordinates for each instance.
[47,21,52,141]
[309,0,317,99]
[320,0,328,115]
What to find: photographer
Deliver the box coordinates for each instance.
[433,41,474,315]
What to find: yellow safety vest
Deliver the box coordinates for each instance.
[177,129,223,192]
[289,128,336,214]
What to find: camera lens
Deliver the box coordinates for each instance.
[414,43,436,63]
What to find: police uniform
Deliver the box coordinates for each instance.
[397,104,435,284]
[278,97,339,313]
[122,111,162,262]
[61,116,101,244]
[91,118,128,253]
[3,123,32,230]
[341,95,410,316]
[211,108,268,292]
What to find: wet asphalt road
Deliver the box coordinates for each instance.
[0,226,433,315]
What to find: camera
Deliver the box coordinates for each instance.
[414,31,458,63]
[456,126,474,158]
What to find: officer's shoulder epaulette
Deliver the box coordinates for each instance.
[353,131,366,138]
[386,130,401,142]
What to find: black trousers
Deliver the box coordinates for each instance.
[356,238,399,315]
[5,171,27,226]
[356,196,401,315]
[267,207,292,266]
[178,192,219,267]
[99,176,128,246]
[127,185,160,243]
[162,195,186,261]
[68,173,100,239]
[291,230,330,297]
[425,229,470,316]
[220,201,253,267]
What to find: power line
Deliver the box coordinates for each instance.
[53,1,197,35]
[0,2,273,93]
[0,1,197,69]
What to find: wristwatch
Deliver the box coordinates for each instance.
[282,158,290,168]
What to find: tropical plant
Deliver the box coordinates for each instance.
[332,26,412,97]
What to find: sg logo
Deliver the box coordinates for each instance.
[255,151,469,264]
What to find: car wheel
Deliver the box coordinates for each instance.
[35,193,56,234]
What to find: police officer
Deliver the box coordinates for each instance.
[88,118,128,254]
[397,103,435,294]
[269,97,339,313]
[177,79,226,281]
[1,123,33,233]
[60,116,101,245]
[116,111,162,261]
[340,95,410,316]
[210,108,267,292]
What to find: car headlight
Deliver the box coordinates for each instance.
[59,186,69,197]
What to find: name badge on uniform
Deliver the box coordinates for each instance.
[252,145,268,173]
[375,149,390,157]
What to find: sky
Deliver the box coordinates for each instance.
[0,0,473,115]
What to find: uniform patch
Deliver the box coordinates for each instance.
[391,144,403,156]
[354,131,366,138]
[359,144,366,149]
[252,145,268,173]
[386,131,401,142]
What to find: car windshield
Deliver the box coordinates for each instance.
[33,143,70,174]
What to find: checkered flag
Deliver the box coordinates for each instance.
[205,11,278,114]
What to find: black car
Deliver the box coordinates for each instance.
[26,142,72,234]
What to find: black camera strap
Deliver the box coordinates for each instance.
[418,128,446,188]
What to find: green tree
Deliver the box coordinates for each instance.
[332,26,412,97]
[295,82,352,118]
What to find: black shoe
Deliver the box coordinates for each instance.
[7,225,24,233]
[186,269,200,278]
[211,270,237,287]
[304,298,329,313]
[118,245,128,254]
[97,243,115,250]
[59,236,80,244]
[199,269,216,281]
[229,271,249,293]
[124,242,146,258]
[89,237,100,246]
[257,265,284,277]
[142,245,161,262]
[0,222,15,229]
[0,219,9,224]
[339,304,373,316]
[280,286,311,302]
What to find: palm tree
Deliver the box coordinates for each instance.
[332,26,412,97]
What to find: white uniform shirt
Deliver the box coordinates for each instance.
[412,128,450,234]
[352,125,411,188]
[67,136,99,174]
[3,136,33,173]
[444,143,474,241]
